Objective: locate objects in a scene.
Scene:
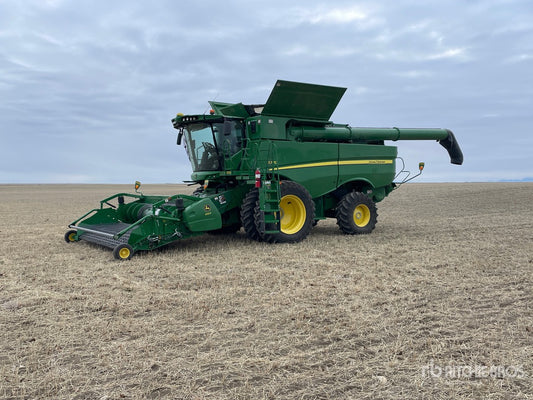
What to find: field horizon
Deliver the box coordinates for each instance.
[1,182,531,399]
[1,177,532,185]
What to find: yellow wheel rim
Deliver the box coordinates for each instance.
[68,233,76,242]
[118,247,131,259]
[279,194,306,235]
[353,204,371,227]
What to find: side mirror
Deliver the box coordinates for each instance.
[177,128,183,145]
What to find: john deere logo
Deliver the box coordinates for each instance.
[204,204,211,215]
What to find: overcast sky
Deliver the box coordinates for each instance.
[1,0,532,183]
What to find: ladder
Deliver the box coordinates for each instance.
[257,142,281,235]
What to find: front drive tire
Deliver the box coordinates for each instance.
[336,192,377,234]
[260,181,315,243]
[240,188,262,241]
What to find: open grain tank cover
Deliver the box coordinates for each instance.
[262,80,347,121]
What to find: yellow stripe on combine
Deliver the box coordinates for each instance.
[278,159,393,171]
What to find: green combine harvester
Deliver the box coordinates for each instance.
[66,80,463,259]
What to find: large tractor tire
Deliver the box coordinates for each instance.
[259,181,315,243]
[336,191,377,234]
[240,188,262,241]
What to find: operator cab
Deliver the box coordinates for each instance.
[178,118,244,172]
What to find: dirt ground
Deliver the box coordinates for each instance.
[0,183,531,399]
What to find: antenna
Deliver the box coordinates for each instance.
[203,92,220,115]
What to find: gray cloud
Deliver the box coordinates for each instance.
[1,0,532,183]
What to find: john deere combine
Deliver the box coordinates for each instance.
[65,80,463,259]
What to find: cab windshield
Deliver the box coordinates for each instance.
[183,119,244,172]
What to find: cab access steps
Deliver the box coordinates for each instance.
[257,143,281,235]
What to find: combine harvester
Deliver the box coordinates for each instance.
[65,80,463,259]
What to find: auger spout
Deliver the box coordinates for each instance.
[289,125,463,165]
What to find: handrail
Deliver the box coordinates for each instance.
[99,193,143,208]
[69,209,99,227]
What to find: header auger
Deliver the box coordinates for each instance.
[66,80,463,259]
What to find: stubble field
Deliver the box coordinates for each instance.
[0,182,532,399]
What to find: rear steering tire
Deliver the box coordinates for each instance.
[336,192,377,234]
